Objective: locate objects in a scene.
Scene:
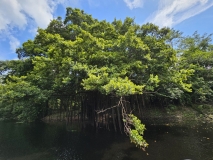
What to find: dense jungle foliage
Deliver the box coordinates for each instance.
[0,8,213,149]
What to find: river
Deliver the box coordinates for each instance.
[0,121,213,160]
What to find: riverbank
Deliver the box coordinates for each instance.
[41,104,213,126]
[138,104,213,125]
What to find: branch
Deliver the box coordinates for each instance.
[95,96,148,151]
[95,104,121,114]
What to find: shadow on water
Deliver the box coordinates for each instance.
[0,121,213,160]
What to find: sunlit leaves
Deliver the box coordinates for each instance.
[145,74,160,91]
[179,32,213,102]
[128,114,148,150]
[0,7,202,121]
[102,77,144,96]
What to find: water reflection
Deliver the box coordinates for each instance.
[0,121,212,160]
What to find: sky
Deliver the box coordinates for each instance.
[0,0,213,60]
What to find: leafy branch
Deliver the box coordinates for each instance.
[96,96,148,151]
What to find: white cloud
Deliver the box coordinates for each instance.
[0,0,64,31]
[0,0,66,53]
[9,35,20,52]
[147,0,213,27]
[19,0,55,29]
[124,0,144,9]
[0,0,27,30]
[0,29,21,59]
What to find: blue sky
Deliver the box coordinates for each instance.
[1,0,213,60]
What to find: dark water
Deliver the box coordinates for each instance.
[0,121,213,160]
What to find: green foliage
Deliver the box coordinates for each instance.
[179,32,213,103]
[0,7,204,121]
[145,74,160,91]
[128,114,148,150]
[102,77,144,96]
[3,8,213,152]
[0,76,51,121]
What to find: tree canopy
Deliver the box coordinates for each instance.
[1,7,213,150]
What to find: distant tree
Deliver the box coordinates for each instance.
[178,32,213,103]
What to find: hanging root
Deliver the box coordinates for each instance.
[96,96,149,151]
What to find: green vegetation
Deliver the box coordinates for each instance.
[1,8,213,150]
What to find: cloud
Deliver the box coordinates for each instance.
[0,0,27,30]
[0,30,21,59]
[9,35,20,52]
[0,0,65,31]
[123,0,144,9]
[87,0,100,7]
[0,0,66,54]
[147,0,213,27]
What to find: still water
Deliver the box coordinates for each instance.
[0,121,213,160]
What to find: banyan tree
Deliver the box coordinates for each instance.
[0,8,195,150]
